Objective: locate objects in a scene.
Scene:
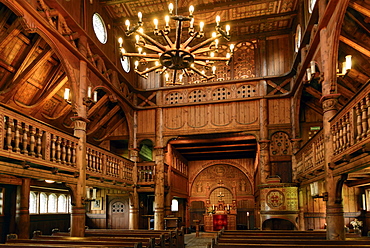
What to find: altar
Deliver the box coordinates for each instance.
[204,200,237,231]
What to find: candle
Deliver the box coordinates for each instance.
[227,204,229,210]
[212,204,214,210]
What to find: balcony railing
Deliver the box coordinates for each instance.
[331,84,370,161]
[294,131,324,179]
[0,105,134,184]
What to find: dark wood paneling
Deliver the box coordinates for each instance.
[266,35,293,76]
[30,214,70,236]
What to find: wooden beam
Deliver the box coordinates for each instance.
[169,136,256,145]
[87,105,121,135]
[339,35,370,58]
[336,83,355,100]
[88,94,110,118]
[346,177,370,187]
[175,143,257,150]
[304,101,323,115]
[349,1,370,18]
[180,149,256,155]
[305,85,322,99]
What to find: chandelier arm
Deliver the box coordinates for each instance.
[189,34,222,53]
[193,61,207,66]
[160,30,174,47]
[141,65,163,74]
[138,32,167,52]
[192,47,213,54]
[135,70,149,79]
[121,53,159,59]
[182,34,198,49]
[172,69,178,84]
[175,20,183,50]
[191,67,215,80]
[194,56,230,61]
[141,44,164,53]
[216,27,231,41]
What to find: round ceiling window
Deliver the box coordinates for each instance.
[92,13,107,44]
[120,56,130,73]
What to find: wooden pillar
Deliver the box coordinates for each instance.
[154,107,165,230]
[17,178,30,239]
[320,26,344,240]
[70,35,89,237]
[298,188,305,231]
[259,94,270,184]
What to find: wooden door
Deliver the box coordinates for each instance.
[108,197,129,229]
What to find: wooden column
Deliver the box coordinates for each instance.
[320,26,344,240]
[154,107,165,230]
[129,139,139,229]
[259,92,270,183]
[298,188,305,231]
[70,35,89,237]
[17,178,30,239]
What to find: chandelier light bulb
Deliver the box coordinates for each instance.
[190,18,194,28]
[153,18,159,29]
[345,55,352,70]
[189,5,194,16]
[135,35,140,44]
[138,27,144,34]
[165,72,169,81]
[226,53,230,58]
[168,3,174,14]
[306,68,312,81]
[216,15,221,26]
[210,51,215,57]
[120,48,126,54]
[226,25,230,35]
[310,61,316,74]
[212,32,217,38]
[138,47,143,54]
[64,88,70,101]
[118,37,123,47]
[179,74,183,82]
[165,15,170,27]
[135,60,139,69]
[229,44,235,52]
[215,39,219,48]
[125,19,130,31]
[138,12,143,23]
[199,22,204,32]
[212,66,216,74]
[87,86,92,98]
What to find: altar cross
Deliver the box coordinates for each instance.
[218,191,224,201]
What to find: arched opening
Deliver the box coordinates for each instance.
[262,218,296,230]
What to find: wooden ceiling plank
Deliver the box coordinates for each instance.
[93,118,127,142]
[0,17,22,51]
[336,83,355,100]
[304,85,322,99]
[304,101,323,115]
[87,105,121,135]
[346,176,370,187]
[339,35,370,58]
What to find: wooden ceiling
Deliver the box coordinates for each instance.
[101,0,298,40]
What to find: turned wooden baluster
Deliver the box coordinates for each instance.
[86,148,91,170]
[356,102,362,141]
[29,126,35,156]
[21,123,28,154]
[66,140,71,166]
[5,117,13,151]
[56,136,61,163]
[338,119,344,152]
[61,139,66,164]
[342,116,348,149]
[107,156,111,175]
[97,151,102,172]
[93,150,97,172]
[71,142,76,166]
[14,120,21,153]
[361,98,368,138]
[51,134,56,162]
[36,129,43,158]
[367,94,370,135]
[334,123,340,154]
[345,113,351,147]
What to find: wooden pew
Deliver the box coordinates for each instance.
[84,228,184,248]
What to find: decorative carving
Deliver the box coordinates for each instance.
[270,132,291,156]
[266,190,285,208]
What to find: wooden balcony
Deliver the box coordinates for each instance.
[0,105,134,185]
[295,81,370,182]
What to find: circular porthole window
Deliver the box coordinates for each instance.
[309,0,317,14]
[120,56,130,73]
[92,13,107,44]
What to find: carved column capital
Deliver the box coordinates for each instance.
[320,94,341,113]
[71,116,90,131]
[259,140,270,150]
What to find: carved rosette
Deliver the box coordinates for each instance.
[259,140,270,151]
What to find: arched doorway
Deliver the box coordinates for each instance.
[107,197,129,229]
[262,218,295,230]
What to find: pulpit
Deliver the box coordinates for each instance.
[204,200,236,231]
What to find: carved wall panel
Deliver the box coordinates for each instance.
[260,186,298,211]
[235,101,259,125]
[164,107,185,129]
[187,105,208,128]
[191,164,252,198]
[270,131,292,156]
[211,104,232,126]
[233,41,256,79]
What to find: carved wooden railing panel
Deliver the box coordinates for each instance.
[294,131,324,179]
[0,106,78,169]
[331,88,370,161]
[86,145,134,181]
[137,162,155,183]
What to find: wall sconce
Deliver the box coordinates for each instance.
[45,180,55,184]
[85,187,97,202]
[306,61,320,81]
[337,55,352,76]
[310,181,328,201]
[63,87,98,106]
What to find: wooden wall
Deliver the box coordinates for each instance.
[265,35,293,76]
[30,214,70,235]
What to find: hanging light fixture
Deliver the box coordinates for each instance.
[118,3,234,85]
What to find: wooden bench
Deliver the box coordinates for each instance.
[208,243,370,248]
[85,228,184,248]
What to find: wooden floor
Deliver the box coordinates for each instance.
[185,232,216,248]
